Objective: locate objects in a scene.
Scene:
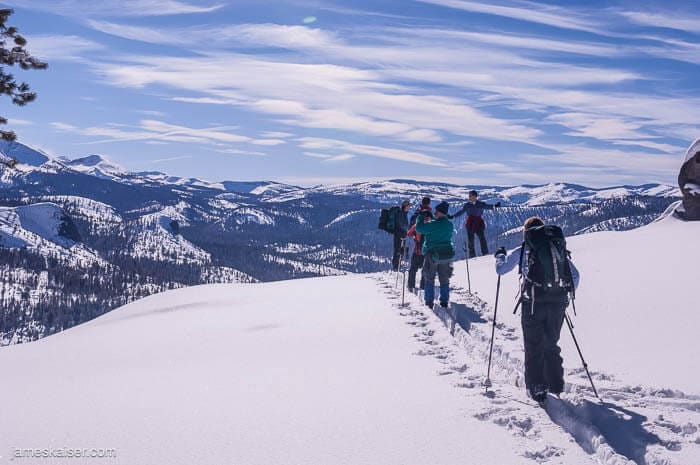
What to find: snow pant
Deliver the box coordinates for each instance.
[392,234,406,271]
[521,298,567,396]
[407,253,425,289]
[422,253,453,304]
[466,216,488,258]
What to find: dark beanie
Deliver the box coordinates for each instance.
[435,201,449,215]
[421,196,431,206]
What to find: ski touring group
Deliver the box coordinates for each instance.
[378,191,592,406]
[377,136,700,405]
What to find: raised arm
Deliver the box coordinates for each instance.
[451,203,468,219]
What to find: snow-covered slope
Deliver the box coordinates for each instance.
[1,216,698,464]
[683,138,700,163]
[0,277,562,465]
[62,154,129,180]
[461,214,699,393]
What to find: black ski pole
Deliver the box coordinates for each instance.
[564,312,600,399]
[484,275,501,392]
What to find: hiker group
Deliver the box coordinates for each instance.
[378,192,585,404]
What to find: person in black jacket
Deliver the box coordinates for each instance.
[392,200,410,271]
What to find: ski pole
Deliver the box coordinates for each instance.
[484,274,501,392]
[463,243,471,294]
[564,312,600,399]
[395,238,406,288]
[401,249,408,306]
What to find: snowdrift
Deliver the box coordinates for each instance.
[458,214,699,392]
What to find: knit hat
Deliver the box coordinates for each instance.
[435,201,449,215]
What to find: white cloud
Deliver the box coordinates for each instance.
[415,0,608,35]
[50,119,281,149]
[10,0,223,17]
[621,10,700,35]
[27,35,104,61]
[297,137,445,167]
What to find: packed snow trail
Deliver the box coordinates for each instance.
[374,252,700,465]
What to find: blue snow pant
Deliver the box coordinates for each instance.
[521,297,567,396]
[422,253,453,305]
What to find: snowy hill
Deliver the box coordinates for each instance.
[1,216,698,464]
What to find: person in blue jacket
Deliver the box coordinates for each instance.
[416,201,455,309]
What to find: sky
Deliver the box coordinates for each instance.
[1,0,698,187]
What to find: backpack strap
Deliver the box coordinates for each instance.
[517,241,525,275]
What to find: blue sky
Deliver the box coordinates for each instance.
[1,0,698,186]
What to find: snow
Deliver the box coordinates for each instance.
[0,277,544,465]
[459,214,699,393]
[0,203,74,248]
[63,154,129,180]
[683,138,700,164]
[0,140,51,166]
[1,211,698,464]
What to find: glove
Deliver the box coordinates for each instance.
[447,214,454,220]
[494,246,507,257]
[495,201,501,208]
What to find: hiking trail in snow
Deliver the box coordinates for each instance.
[373,272,700,465]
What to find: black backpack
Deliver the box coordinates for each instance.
[378,206,400,234]
[519,225,574,296]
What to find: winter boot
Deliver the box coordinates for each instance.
[530,385,548,404]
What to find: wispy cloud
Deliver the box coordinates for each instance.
[50,120,286,149]
[148,155,192,163]
[620,10,700,35]
[27,35,104,61]
[10,0,223,17]
[304,152,356,162]
[298,137,445,167]
[416,0,608,35]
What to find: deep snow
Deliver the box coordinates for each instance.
[0,277,566,465]
[457,214,699,393]
[0,214,698,465]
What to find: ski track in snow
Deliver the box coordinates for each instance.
[372,273,700,465]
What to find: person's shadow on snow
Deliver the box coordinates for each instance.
[450,303,486,335]
[548,398,663,463]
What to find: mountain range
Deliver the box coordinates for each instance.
[0,140,680,345]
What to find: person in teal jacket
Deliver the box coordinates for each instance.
[416,201,455,309]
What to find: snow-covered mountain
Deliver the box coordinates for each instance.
[1,215,697,465]
[310,179,679,205]
[0,140,682,346]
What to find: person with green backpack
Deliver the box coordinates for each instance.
[416,201,455,309]
[494,216,580,404]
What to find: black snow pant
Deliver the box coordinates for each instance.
[467,228,488,258]
[392,234,406,271]
[407,253,425,289]
[521,297,567,396]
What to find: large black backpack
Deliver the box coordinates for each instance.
[519,225,574,296]
[378,206,400,234]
